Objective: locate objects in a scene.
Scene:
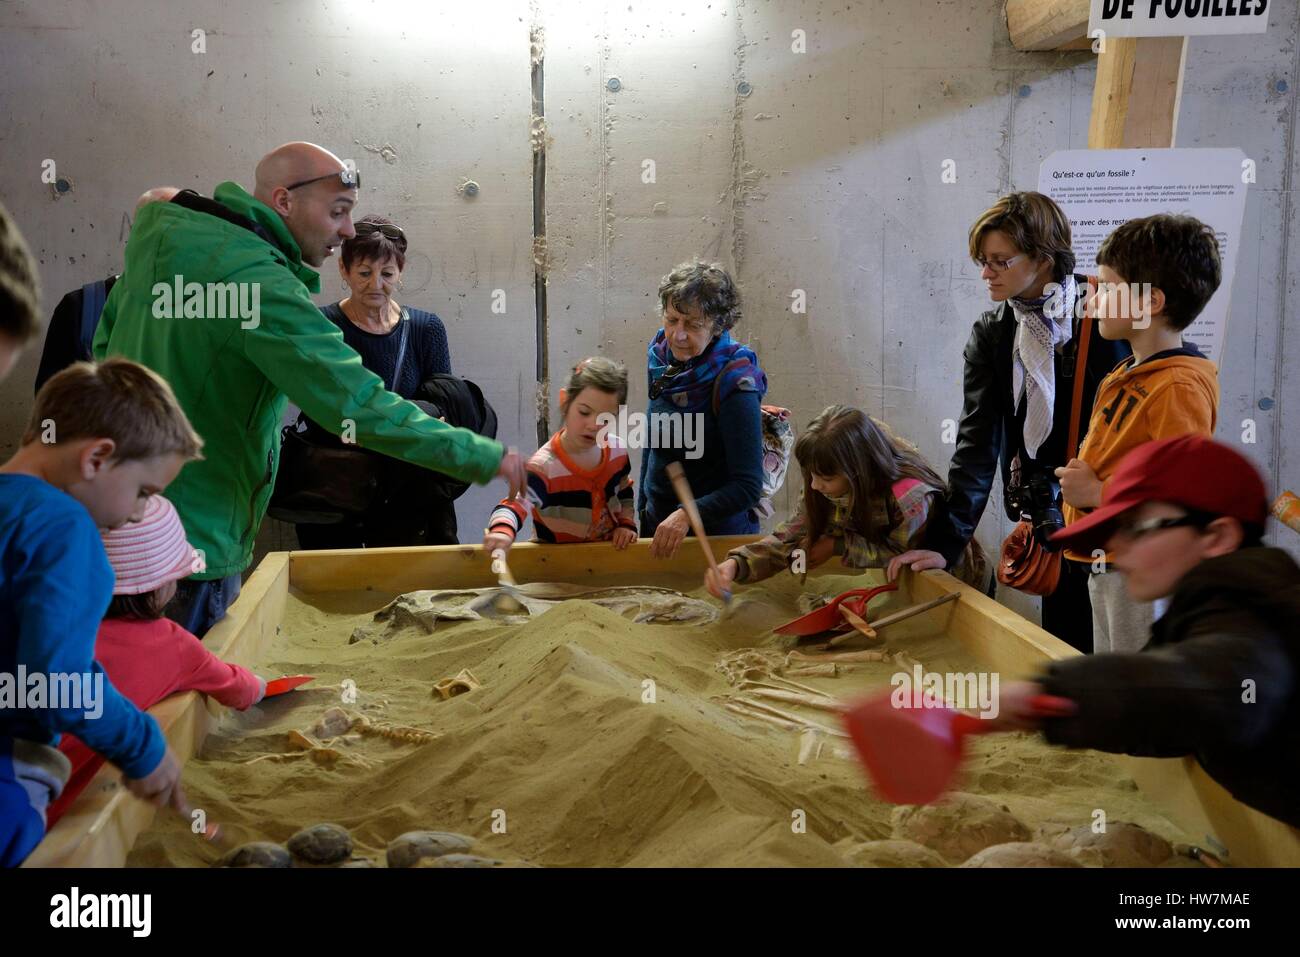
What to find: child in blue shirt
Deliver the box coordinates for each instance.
[1,358,204,865]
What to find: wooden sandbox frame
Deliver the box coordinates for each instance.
[26,538,1300,867]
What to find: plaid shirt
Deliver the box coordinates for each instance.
[728,479,988,590]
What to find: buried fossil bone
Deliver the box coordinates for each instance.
[722,700,806,732]
[721,694,849,737]
[736,684,844,714]
[432,668,482,700]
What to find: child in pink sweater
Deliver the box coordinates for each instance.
[47,495,264,826]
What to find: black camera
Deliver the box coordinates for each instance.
[1006,470,1065,550]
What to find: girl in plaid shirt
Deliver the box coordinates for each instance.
[705,406,989,597]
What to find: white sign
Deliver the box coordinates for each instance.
[1089,0,1270,38]
[1040,148,1248,365]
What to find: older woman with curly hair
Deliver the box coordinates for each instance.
[638,260,768,559]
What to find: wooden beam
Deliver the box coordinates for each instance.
[1006,0,1090,51]
[1089,36,1188,149]
[286,536,764,594]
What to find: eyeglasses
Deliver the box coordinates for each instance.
[973,254,1027,272]
[286,167,361,192]
[1112,512,1209,543]
[355,221,408,249]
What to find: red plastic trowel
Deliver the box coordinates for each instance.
[263,675,316,697]
[842,691,1077,805]
[773,583,898,636]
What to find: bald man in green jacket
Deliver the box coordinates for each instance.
[95,142,526,636]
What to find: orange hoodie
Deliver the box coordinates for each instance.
[1064,346,1219,562]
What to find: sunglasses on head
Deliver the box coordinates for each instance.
[354,221,408,248]
[286,167,361,192]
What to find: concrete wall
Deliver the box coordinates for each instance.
[2,0,1297,625]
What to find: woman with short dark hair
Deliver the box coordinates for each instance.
[888,192,1129,652]
[291,215,460,548]
[638,260,768,559]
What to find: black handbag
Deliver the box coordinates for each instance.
[268,424,386,523]
[267,311,411,524]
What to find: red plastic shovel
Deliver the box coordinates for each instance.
[842,691,1077,804]
[773,583,898,636]
[263,674,316,697]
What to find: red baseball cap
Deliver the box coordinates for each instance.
[1051,434,1269,552]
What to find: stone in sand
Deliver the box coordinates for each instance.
[312,708,354,739]
[1045,821,1173,867]
[416,853,501,868]
[891,792,1031,864]
[218,842,292,868]
[386,831,476,868]
[287,823,354,864]
[843,839,949,868]
[960,842,1083,868]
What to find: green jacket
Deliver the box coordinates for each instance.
[93,182,503,578]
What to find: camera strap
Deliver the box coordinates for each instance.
[1065,276,1098,461]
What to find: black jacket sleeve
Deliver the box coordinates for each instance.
[924,314,1005,567]
[34,289,85,395]
[1038,625,1295,758]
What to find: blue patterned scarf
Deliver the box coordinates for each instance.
[646,329,767,412]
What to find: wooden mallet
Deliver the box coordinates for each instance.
[665,461,732,604]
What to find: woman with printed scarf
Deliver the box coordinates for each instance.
[637,261,767,560]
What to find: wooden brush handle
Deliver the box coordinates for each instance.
[866,591,959,632]
[665,462,723,575]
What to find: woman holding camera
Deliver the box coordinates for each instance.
[887,192,1128,652]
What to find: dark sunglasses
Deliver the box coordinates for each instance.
[286,167,361,192]
[354,221,408,248]
[1112,510,1212,542]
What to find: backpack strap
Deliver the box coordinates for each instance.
[78,280,108,362]
[711,358,751,415]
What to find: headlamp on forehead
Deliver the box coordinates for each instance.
[286,167,361,192]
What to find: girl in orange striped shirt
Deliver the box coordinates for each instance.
[484,358,638,553]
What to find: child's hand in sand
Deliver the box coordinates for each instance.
[483,530,514,555]
[886,549,947,582]
[254,676,267,704]
[807,535,836,568]
[705,558,738,600]
[612,527,637,550]
[125,747,190,815]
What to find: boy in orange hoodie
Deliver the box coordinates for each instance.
[1055,214,1221,653]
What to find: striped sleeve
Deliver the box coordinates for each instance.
[606,451,638,530]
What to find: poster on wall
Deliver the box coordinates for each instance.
[1089,0,1271,38]
[1039,148,1248,365]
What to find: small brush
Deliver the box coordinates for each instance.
[665,462,733,610]
[489,549,527,614]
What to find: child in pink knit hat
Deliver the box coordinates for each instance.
[47,495,265,826]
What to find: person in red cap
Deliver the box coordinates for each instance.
[993,434,1300,828]
[45,495,265,827]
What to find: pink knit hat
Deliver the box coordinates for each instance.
[102,495,204,595]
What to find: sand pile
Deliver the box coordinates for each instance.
[126,572,1199,867]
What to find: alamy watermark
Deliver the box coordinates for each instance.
[890,664,1000,719]
[1046,280,1156,329]
[1,667,104,719]
[597,405,704,459]
[152,275,261,329]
